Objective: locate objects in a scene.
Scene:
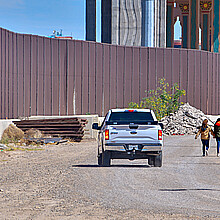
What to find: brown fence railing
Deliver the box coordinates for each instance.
[0,27,219,118]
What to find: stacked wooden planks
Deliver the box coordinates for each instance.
[13,118,88,142]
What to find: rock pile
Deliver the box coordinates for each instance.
[161,103,213,135]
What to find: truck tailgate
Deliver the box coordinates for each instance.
[107,125,161,145]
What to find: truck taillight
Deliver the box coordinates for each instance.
[158,130,162,140]
[105,129,109,140]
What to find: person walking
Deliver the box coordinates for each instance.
[195,119,214,156]
[214,118,220,157]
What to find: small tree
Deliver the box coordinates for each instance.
[128,78,186,120]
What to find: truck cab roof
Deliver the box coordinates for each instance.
[110,109,151,113]
[106,109,157,123]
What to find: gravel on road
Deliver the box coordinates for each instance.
[0,136,220,219]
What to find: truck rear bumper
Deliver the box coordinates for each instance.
[106,150,162,160]
[105,144,162,152]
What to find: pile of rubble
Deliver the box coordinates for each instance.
[161,103,213,135]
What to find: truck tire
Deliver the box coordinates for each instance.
[154,152,162,167]
[148,157,154,166]
[102,151,111,167]
[98,153,102,166]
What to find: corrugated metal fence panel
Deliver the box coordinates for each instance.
[156,48,165,82]
[124,47,132,107]
[74,41,83,115]
[4,30,8,118]
[95,43,103,116]
[194,50,201,110]
[24,35,31,117]
[148,48,156,90]
[140,47,148,101]
[12,33,18,119]
[89,42,97,114]
[82,41,89,114]
[0,29,2,118]
[216,54,219,114]
[172,49,180,85]
[30,36,37,116]
[207,52,213,115]
[37,37,44,115]
[180,49,188,104]
[8,31,13,119]
[67,40,75,115]
[116,46,125,108]
[212,53,217,115]
[200,51,208,114]
[2,29,7,118]
[5,30,9,119]
[5,31,9,118]
[0,27,220,118]
[188,50,195,107]
[1,29,5,118]
[109,45,117,111]
[103,44,110,114]
[132,47,140,104]
[51,39,59,115]
[59,40,68,115]
[215,53,219,115]
[7,31,11,118]
[44,38,52,116]
[17,34,24,117]
[218,54,220,114]
[215,53,219,114]
[164,48,172,86]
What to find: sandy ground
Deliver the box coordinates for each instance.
[0,136,220,219]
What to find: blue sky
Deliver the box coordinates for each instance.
[0,0,180,41]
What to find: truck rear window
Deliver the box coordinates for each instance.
[108,112,154,124]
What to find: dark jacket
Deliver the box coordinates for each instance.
[214,120,220,138]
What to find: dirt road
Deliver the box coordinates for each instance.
[0,136,220,219]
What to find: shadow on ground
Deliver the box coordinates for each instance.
[72,164,151,168]
[159,188,220,192]
[181,156,219,158]
[180,163,220,165]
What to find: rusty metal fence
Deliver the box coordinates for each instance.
[0,27,219,118]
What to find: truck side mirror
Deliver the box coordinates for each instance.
[159,123,164,130]
[92,123,101,130]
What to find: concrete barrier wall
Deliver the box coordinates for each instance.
[0,27,219,119]
[0,120,20,139]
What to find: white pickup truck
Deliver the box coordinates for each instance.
[92,109,163,167]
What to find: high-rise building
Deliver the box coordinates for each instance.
[102,0,112,44]
[86,0,220,53]
[86,0,96,41]
[102,0,166,47]
[86,0,166,46]
[111,0,142,46]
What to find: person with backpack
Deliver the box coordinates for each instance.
[214,118,220,157]
[195,119,214,156]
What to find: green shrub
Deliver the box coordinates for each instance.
[128,78,186,120]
